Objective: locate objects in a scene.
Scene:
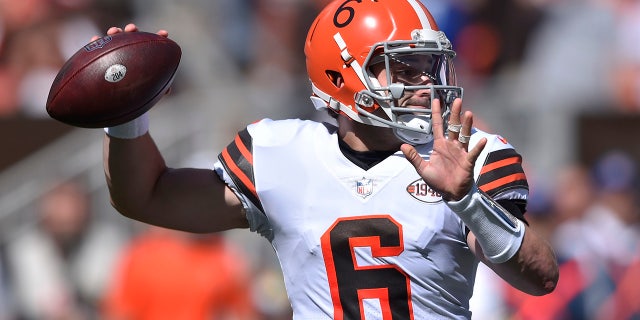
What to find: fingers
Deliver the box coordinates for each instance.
[457,110,473,148]
[467,137,487,164]
[122,23,168,37]
[437,97,486,162]
[446,98,463,141]
[430,99,445,140]
[448,98,462,124]
[442,98,475,149]
[92,24,168,42]
[156,29,169,38]
[124,23,138,32]
[400,144,423,171]
[90,26,124,42]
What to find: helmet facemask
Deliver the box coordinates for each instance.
[354,29,463,145]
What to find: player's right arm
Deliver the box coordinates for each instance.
[100,24,248,233]
[104,133,248,233]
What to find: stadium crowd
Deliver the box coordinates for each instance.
[0,0,638,319]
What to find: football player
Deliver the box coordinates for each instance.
[102,0,559,318]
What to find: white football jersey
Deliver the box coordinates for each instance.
[214,119,528,320]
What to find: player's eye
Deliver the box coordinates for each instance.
[395,68,421,78]
[391,67,433,85]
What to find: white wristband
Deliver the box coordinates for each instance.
[445,185,525,264]
[104,113,149,139]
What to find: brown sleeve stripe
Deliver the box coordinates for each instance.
[477,149,528,196]
[235,129,253,164]
[479,173,528,194]
[479,156,521,175]
[217,128,263,212]
[220,147,257,198]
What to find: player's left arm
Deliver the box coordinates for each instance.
[462,141,558,295]
[402,98,558,296]
[466,200,558,296]
[461,138,558,295]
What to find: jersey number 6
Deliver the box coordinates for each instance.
[321,215,414,320]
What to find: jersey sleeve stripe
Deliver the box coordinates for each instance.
[479,156,521,175]
[477,149,528,196]
[479,173,527,195]
[220,147,258,199]
[236,128,253,163]
[218,129,263,212]
[484,149,522,166]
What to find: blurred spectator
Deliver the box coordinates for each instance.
[611,0,640,112]
[546,163,598,264]
[463,0,620,194]
[102,226,257,320]
[551,164,596,224]
[0,0,132,118]
[493,163,595,319]
[575,150,640,267]
[498,153,640,319]
[5,180,127,319]
[241,0,320,121]
[15,14,100,118]
[597,250,640,319]
[557,152,640,319]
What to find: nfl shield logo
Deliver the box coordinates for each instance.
[84,35,112,52]
[356,177,373,198]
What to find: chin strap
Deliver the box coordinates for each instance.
[310,83,343,111]
[393,114,433,145]
[310,83,435,145]
[445,185,526,264]
[310,83,384,127]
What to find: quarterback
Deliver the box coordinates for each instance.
[102,0,558,319]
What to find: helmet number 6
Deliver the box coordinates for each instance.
[333,0,362,28]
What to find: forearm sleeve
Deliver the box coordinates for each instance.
[445,185,526,264]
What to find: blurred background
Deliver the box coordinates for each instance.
[0,0,638,319]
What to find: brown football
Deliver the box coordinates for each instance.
[46,31,181,128]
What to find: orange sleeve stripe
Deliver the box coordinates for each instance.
[479,173,527,193]
[234,134,253,164]
[221,147,258,198]
[480,157,521,175]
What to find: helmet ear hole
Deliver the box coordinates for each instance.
[325,70,344,88]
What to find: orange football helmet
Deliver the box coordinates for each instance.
[305,0,462,144]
